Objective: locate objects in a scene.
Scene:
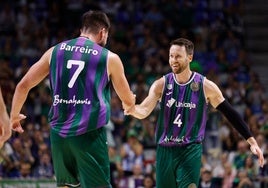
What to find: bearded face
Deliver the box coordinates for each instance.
[169,45,191,74]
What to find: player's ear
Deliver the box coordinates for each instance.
[188,54,193,62]
[100,28,107,40]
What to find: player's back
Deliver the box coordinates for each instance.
[48,36,111,137]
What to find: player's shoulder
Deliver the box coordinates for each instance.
[107,50,118,58]
[203,77,217,87]
[41,46,56,64]
[107,51,121,66]
[151,76,165,93]
[44,46,55,56]
[203,77,222,95]
[156,76,165,84]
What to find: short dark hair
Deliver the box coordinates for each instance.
[81,10,111,34]
[170,38,194,55]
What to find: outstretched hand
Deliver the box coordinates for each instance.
[10,114,26,133]
[250,144,265,168]
[247,137,265,168]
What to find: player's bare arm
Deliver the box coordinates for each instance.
[10,47,52,133]
[108,51,135,110]
[127,77,164,119]
[0,89,9,130]
[0,88,11,147]
[203,78,225,108]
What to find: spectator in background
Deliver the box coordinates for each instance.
[258,153,268,188]
[11,137,35,166]
[33,152,53,179]
[243,155,259,181]
[108,145,121,187]
[120,129,144,177]
[141,173,156,188]
[5,138,23,178]
[126,163,144,188]
[110,94,126,145]
[247,81,267,115]
[232,140,250,170]
[198,169,221,188]
[234,169,254,188]
[18,161,32,179]
[212,151,230,179]
[141,119,156,149]
[222,162,237,188]
[0,141,13,178]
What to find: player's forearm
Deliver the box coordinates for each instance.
[0,101,8,127]
[0,89,10,140]
[0,102,6,115]
[0,110,9,126]
[122,93,136,111]
[0,109,11,143]
[0,90,7,114]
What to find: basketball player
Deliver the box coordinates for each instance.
[125,38,264,188]
[10,10,135,188]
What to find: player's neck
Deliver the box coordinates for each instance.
[80,35,89,39]
[79,34,97,43]
[175,70,193,84]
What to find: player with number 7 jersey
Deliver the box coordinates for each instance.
[49,37,110,137]
[10,10,135,188]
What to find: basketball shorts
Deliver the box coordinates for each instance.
[156,143,202,188]
[50,127,112,188]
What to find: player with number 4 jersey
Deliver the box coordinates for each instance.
[125,38,264,188]
[157,72,207,147]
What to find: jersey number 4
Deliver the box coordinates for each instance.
[67,60,85,88]
[173,113,183,127]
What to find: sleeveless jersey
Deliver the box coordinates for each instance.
[156,72,208,146]
[48,37,111,137]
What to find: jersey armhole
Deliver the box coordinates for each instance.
[106,51,111,81]
[202,77,209,104]
[159,75,166,103]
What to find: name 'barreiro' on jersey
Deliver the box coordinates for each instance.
[60,42,99,55]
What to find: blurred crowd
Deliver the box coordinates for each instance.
[1,0,268,188]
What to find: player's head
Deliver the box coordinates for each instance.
[169,38,194,74]
[170,38,194,56]
[80,10,111,46]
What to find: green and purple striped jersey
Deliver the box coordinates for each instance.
[156,72,208,146]
[48,37,111,137]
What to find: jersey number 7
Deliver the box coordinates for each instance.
[67,60,85,88]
